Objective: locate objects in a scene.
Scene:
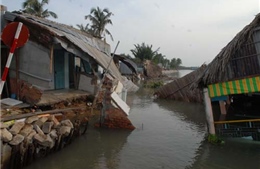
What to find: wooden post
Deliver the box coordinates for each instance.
[203,88,215,135]
[15,51,20,99]
[49,45,54,73]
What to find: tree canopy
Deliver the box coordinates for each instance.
[84,7,113,41]
[130,43,159,62]
[170,58,182,69]
[130,42,182,69]
[22,0,58,19]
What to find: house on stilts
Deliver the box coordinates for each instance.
[194,13,260,141]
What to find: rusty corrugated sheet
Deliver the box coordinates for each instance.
[4,12,122,81]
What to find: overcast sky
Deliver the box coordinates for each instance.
[2,0,260,66]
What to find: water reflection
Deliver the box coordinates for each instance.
[187,138,260,169]
[24,69,260,169]
[122,86,207,169]
[24,129,132,169]
[154,99,206,127]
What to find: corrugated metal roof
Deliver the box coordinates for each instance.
[4,12,122,80]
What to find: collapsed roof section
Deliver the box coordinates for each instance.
[3,11,122,81]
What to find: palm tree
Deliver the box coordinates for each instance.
[85,7,113,41]
[131,43,159,62]
[22,0,58,19]
[76,23,94,34]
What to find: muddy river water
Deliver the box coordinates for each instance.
[25,70,260,169]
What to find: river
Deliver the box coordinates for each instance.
[25,70,260,169]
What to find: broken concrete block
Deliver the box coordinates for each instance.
[47,134,55,148]
[19,124,34,137]
[27,130,37,142]
[1,143,12,168]
[9,134,25,145]
[34,124,45,136]
[34,134,53,148]
[59,126,71,136]
[25,116,39,124]
[42,122,53,134]
[1,128,13,142]
[61,119,74,128]
[2,120,15,128]
[34,134,45,145]
[49,129,58,139]
[9,122,25,135]
[34,116,48,127]
[0,122,10,129]
[48,115,60,128]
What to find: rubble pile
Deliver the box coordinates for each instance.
[143,60,162,78]
[102,108,135,130]
[94,77,135,130]
[9,78,42,105]
[0,114,88,169]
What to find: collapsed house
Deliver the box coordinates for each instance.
[0,10,138,107]
[113,54,138,81]
[154,64,206,102]
[194,13,260,140]
[143,60,162,78]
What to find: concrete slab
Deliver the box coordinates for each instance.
[36,89,90,106]
[0,98,23,106]
[111,92,130,116]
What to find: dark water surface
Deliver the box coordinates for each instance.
[25,70,260,169]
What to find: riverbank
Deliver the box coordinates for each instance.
[161,69,178,75]
[1,92,134,169]
[0,97,93,169]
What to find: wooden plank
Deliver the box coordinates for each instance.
[1,106,87,122]
[214,119,260,124]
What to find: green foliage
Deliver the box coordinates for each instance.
[130,43,159,62]
[170,58,182,69]
[152,53,165,64]
[144,81,164,88]
[22,0,58,18]
[207,134,225,145]
[76,23,94,34]
[130,42,182,70]
[85,7,113,41]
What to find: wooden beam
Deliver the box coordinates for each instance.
[1,106,87,122]
[214,119,260,124]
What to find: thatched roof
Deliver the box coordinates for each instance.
[195,13,260,87]
[155,64,206,102]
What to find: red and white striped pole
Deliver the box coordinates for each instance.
[0,22,23,95]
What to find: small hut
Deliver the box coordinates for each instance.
[194,13,260,140]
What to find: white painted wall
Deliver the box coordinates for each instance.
[78,74,95,94]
